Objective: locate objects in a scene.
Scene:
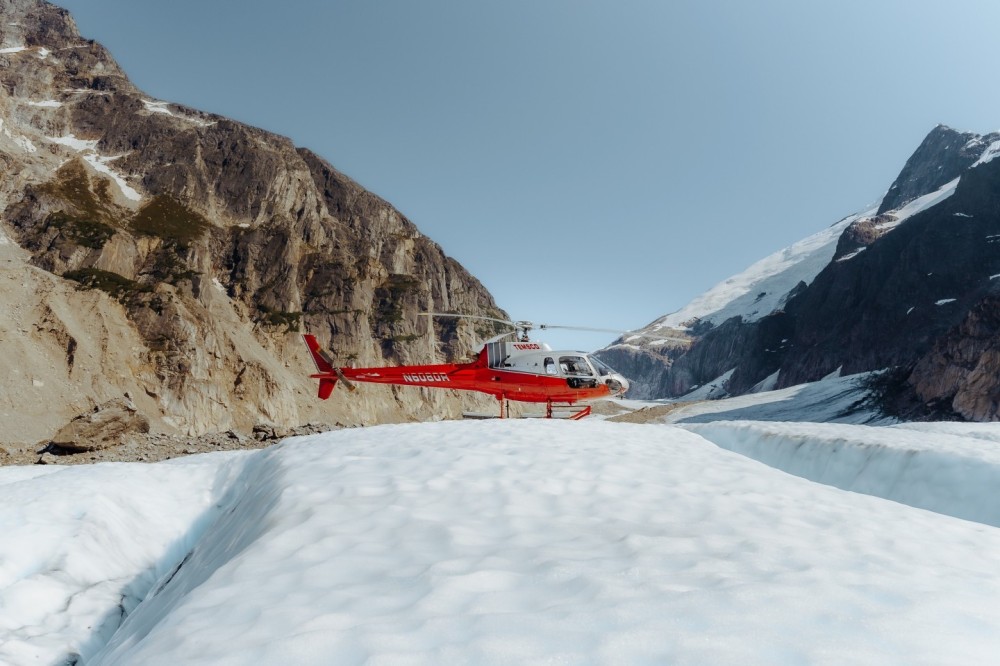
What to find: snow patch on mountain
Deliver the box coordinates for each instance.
[872,176,959,234]
[2,118,37,154]
[972,139,1000,168]
[141,99,215,127]
[48,133,98,152]
[47,134,142,201]
[84,153,141,201]
[142,99,173,115]
[680,368,734,400]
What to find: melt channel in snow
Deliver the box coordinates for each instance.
[3,420,1000,665]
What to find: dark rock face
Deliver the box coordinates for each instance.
[877,125,998,214]
[595,345,676,401]
[908,296,1000,421]
[773,156,1000,391]
[0,0,506,439]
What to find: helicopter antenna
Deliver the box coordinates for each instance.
[426,299,436,362]
[535,324,625,333]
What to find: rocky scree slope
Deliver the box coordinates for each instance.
[0,0,506,447]
[600,124,1000,421]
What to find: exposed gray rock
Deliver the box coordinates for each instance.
[43,397,150,453]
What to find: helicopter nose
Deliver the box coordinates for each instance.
[606,374,630,396]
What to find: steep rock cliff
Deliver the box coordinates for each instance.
[0,0,507,443]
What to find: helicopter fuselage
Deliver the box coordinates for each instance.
[303,334,629,408]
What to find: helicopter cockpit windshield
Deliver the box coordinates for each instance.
[588,356,616,377]
[559,356,593,376]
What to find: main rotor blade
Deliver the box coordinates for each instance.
[419,313,626,336]
[419,312,517,328]
[537,324,627,334]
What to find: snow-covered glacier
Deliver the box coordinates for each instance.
[3,419,1000,665]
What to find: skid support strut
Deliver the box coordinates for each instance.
[547,403,592,420]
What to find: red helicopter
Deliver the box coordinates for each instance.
[302,314,630,419]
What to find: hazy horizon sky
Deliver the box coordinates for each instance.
[56,0,1000,349]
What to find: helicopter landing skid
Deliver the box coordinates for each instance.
[546,402,591,420]
[462,401,591,420]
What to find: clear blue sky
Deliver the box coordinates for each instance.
[56,0,1000,350]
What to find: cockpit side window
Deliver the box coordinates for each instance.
[544,357,557,375]
[558,355,593,376]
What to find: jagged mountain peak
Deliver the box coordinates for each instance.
[877,124,1000,215]
[1,0,76,41]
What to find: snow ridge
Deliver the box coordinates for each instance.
[685,420,1000,526]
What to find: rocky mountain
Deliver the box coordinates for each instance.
[0,0,508,446]
[600,124,1000,421]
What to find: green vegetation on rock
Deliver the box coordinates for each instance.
[260,306,302,332]
[373,273,421,327]
[47,212,115,249]
[130,195,210,248]
[63,268,151,302]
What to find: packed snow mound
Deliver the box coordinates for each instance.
[0,452,245,666]
[4,420,1000,664]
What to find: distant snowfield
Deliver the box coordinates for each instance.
[4,419,1000,664]
[869,176,960,237]
[658,371,885,425]
[640,209,870,333]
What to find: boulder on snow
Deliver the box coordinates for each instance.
[42,396,151,453]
